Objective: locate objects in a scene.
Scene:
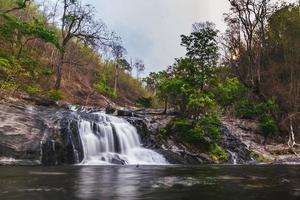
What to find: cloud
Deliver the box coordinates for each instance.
[84,0,294,76]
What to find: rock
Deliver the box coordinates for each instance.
[1,100,297,166]
[105,104,116,114]
[0,103,46,164]
[111,155,127,165]
[0,101,85,166]
[117,109,134,117]
[220,126,252,164]
[124,114,211,164]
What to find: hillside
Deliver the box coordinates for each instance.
[0,0,149,107]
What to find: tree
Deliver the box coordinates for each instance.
[54,0,109,90]
[180,22,219,90]
[0,2,60,90]
[142,72,161,93]
[225,0,272,95]
[266,4,300,148]
[118,58,131,72]
[134,59,145,80]
[0,12,60,56]
[110,41,126,95]
[2,0,31,14]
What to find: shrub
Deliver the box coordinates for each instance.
[94,75,117,98]
[209,144,228,161]
[199,114,221,142]
[156,128,167,141]
[249,151,272,162]
[215,77,244,106]
[235,99,258,119]
[173,115,221,145]
[236,99,278,137]
[47,89,64,101]
[259,115,278,136]
[24,86,40,95]
[136,96,152,108]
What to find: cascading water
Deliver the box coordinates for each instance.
[78,112,168,165]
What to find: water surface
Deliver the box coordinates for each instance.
[0,165,299,200]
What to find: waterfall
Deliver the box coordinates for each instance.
[78,112,168,165]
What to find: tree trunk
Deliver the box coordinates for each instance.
[163,97,168,114]
[288,120,295,148]
[114,64,119,95]
[54,50,65,90]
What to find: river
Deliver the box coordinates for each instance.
[0,165,299,200]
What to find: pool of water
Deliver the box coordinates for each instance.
[0,165,299,200]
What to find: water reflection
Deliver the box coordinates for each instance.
[76,166,143,200]
[0,165,300,200]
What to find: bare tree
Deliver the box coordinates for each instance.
[134,59,145,80]
[111,41,127,94]
[225,0,272,96]
[54,0,110,90]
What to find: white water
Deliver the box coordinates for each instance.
[78,112,168,165]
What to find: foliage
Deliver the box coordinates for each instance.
[156,128,167,141]
[47,89,64,101]
[0,13,61,49]
[259,115,278,137]
[180,22,219,89]
[188,92,219,118]
[235,98,279,136]
[95,74,116,98]
[209,144,228,161]
[172,115,221,145]
[24,85,40,95]
[0,80,17,90]
[249,151,272,162]
[136,96,152,108]
[214,77,244,107]
[235,99,258,119]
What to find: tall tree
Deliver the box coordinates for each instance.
[225,0,272,96]
[110,41,126,95]
[134,59,145,80]
[54,0,109,90]
[266,4,300,147]
[180,22,219,90]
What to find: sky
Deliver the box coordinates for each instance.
[83,0,230,76]
[82,0,296,76]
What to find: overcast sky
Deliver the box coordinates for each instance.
[83,0,296,76]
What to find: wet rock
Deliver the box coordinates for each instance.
[111,155,127,165]
[124,114,211,164]
[105,104,116,114]
[220,126,252,164]
[0,101,85,166]
[117,109,135,117]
